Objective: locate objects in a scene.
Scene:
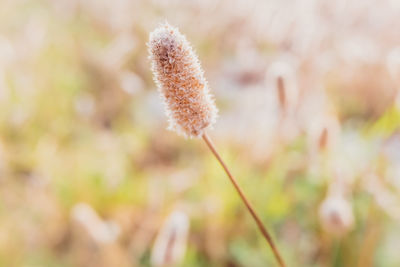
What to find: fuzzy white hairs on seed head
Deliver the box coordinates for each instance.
[148,22,218,138]
[151,210,189,266]
[319,191,354,236]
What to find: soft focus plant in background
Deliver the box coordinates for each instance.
[1,0,400,266]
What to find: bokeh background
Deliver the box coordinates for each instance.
[1,0,400,266]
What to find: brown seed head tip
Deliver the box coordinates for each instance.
[148,22,218,138]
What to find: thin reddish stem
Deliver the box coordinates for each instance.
[202,133,286,267]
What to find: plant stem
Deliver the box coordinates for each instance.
[202,132,286,267]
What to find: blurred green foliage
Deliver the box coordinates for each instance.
[0,0,400,267]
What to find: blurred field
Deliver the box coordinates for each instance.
[1,0,400,266]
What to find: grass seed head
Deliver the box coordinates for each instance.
[319,192,354,236]
[148,22,218,138]
[151,210,189,266]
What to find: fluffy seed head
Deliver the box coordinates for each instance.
[148,23,218,138]
[151,210,189,266]
[266,59,298,115]
[319,192,354,236]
